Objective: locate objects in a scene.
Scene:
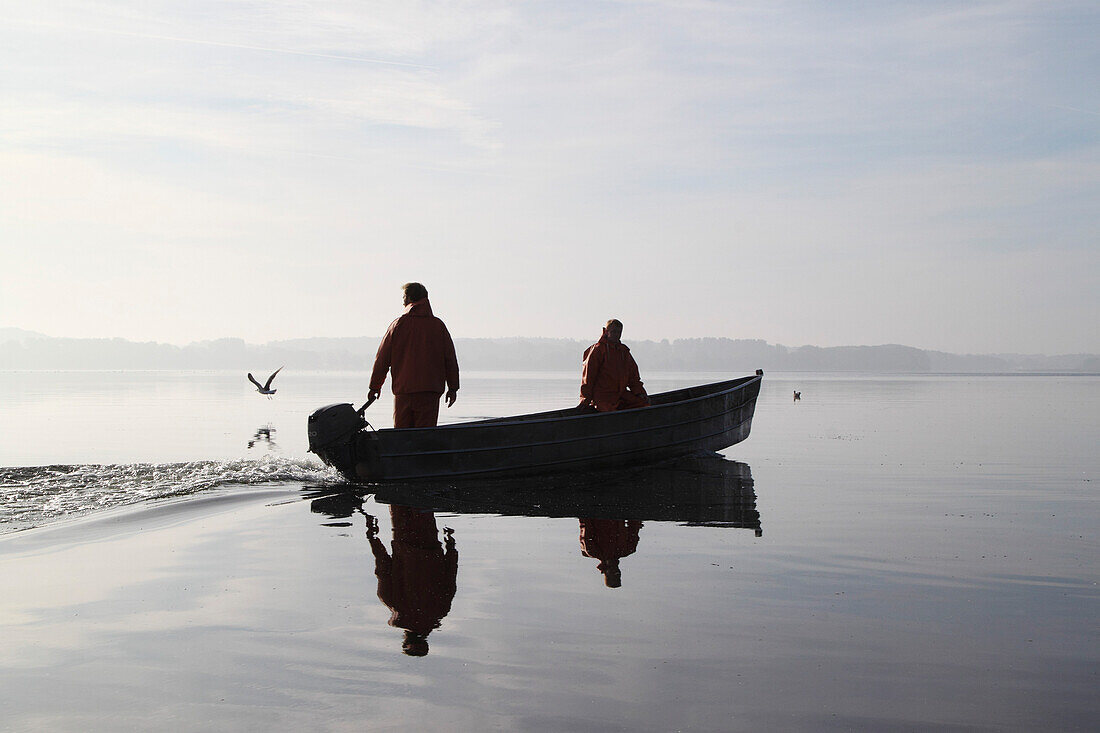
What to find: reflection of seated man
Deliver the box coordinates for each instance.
[579,319,650,412]
[579,518,642,588]
[365,505,458,656]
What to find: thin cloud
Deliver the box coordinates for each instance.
[2,16,436,69]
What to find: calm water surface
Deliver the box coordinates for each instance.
[0,371,1097,730]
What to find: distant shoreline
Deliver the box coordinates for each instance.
[2,328,1097,373]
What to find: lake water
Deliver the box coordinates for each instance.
[1,370,1097,730]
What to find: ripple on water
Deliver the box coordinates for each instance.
[0,457,344,533]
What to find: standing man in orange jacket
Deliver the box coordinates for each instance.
[365,282,460,429]
[579,319,650,412]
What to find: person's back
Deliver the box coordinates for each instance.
[579,319,649,412]
[375,298,455,395]
[367,282,459,428]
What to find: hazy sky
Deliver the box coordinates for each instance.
[1,1,1097,353]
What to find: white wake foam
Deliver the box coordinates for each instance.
[0,457,343,533]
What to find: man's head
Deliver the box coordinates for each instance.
[402,282,428,305]
[603,319,623,342]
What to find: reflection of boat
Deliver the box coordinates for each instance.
[370,454,762,534]
[307,455,759,638]
[307,374,762,482]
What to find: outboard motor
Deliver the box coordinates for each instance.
[307,403,367,476]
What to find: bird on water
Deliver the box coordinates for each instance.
[248,367,283,396]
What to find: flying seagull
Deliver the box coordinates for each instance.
[248,367,283,395]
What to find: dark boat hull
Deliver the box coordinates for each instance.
[310,374,761,482]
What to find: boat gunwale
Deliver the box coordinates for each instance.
[373,375,761,435]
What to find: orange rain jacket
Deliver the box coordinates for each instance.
[370,299,460,396]
[579,335,649,412]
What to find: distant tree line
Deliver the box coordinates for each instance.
[1,329,1096,373]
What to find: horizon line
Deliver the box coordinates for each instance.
[1,328,1096,358]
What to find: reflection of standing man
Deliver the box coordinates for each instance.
[365,282,460,428]
[366,506,458,656]
[579,518,642,588]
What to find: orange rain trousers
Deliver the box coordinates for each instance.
[393,392,441,429]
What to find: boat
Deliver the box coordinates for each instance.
[307,372,762,482]
[307,454,761,534]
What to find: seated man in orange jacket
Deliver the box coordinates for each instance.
[366,282,460,429]
[579,319,650,412]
